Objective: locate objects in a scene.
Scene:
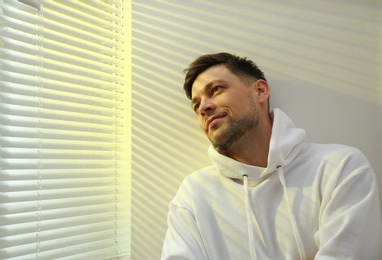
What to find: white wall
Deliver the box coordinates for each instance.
[131,1,382,259]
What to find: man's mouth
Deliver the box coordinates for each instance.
[205,113,227,132]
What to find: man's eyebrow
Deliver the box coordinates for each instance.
[191,79,227,106]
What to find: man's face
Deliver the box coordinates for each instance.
[191,65,260,150]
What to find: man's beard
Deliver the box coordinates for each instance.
[209,98,259,151]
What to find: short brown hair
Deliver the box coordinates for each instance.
[183,52,266,99]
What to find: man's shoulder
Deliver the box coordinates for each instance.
[171,165,219,205]
[302,143,372,175]
[183,165,218,183]
[176,164,226,194]
[305,143,366,161]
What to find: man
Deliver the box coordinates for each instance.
[161,53,382,259]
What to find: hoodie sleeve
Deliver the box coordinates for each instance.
[314,148,382,259]
[161,201,208,260]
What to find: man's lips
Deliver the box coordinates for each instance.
[205,113,227,132]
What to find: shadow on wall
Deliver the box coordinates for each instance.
[131,1,382,259]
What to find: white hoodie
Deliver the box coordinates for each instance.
[162,108,382,259]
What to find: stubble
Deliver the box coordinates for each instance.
[209,96,259,151]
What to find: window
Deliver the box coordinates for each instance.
[0,0,131,259]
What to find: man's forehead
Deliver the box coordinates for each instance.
[195,65,230,82]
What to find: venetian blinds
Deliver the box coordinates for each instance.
[0,0,131,259]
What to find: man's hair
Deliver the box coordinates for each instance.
[183,52,267,99]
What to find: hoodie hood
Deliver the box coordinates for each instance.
[208,108,306,182]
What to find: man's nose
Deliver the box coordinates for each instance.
[200,99,216,117]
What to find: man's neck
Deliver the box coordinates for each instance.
[217,123,272,167]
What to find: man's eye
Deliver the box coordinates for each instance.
[193,104,200,112]
[212,86,222,93]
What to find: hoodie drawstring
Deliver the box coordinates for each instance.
[243,174,257,260]
[244,168,307,260]
[277,166,307,260]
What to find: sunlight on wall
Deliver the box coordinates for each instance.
[131,1,382,259]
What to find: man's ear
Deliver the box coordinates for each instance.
[254,79,270,105]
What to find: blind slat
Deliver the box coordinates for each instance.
[0,81,121,101]
[0,103,121,124]
[0,47,117,77]
[1,136,120,149]
[0,125,125,141]
[1,183,129,202]
[2,231,120,259]
[0,42,116,73]
[1,195,130,214]
[0,13,119,50]
[1,168,130,180]
[0,29,117,65]
[0,70,121,91]
[1,158,128,168]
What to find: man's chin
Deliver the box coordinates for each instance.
[209,135,231,151]
[212,141,231,151]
